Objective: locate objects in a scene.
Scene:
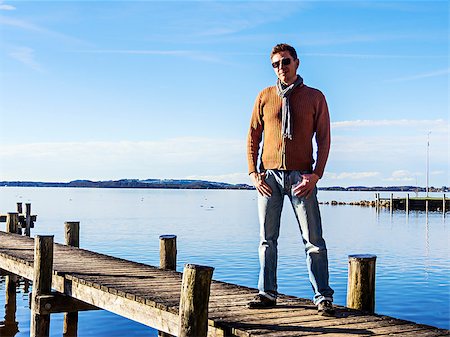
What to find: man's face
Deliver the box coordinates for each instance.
[271,51,299,85]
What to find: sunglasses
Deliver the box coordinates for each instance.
[271,58,292,68]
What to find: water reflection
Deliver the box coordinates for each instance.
[0,275,22,337]
[0,275,31,337]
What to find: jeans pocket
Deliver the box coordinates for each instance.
[289,170,303,186]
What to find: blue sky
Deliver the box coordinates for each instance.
[0,1,448,187]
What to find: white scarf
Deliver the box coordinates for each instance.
[276,75,303,140]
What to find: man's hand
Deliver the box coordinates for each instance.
[250,172,272,197]
[292,173,319,198]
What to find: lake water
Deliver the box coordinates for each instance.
[0,187,449,336]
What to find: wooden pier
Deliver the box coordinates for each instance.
[1,231,449,336]
[375,193,449,214]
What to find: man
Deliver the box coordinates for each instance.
[246,43,335,316]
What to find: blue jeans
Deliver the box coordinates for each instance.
[257,169,334,304]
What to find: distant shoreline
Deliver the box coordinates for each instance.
[1,179,447,193]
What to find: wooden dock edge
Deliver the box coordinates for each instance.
[0,239,232,337]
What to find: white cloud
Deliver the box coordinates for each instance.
[0,16,52,33]
[383,170,417,182]
[179,2,304,37]
[186,173,250,185]
[302,52,446,59]
[329,119,448,160]
[0,138,246,182]
[0,0,15,10]
[0,4,15,10]
[8,47,43,72]
[431,170,446,176]
[324,171,380,180]
[76,49,225,63]
[325,118,448,187]
[0,16,89,45]
[1,120,447,186]
[386,68,450,82]
[332,119,446,130]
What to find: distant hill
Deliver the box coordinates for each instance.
[0,179,254,190]
[0,180,447,192]
[320,186,447,192]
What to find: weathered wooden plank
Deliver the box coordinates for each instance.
[210,307,325,323]
[0,254,34,280]
[241,316,390,336]
[292,318,415,337]
[369,321,448,336]
[61,278,227,337]
[216,308,373,335]
[0,214,37,222]
[34,293,99,314]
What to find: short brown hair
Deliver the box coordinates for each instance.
[270,43,298,60]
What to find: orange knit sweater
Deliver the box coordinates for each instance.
[247,84,331,178]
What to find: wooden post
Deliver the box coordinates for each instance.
[390,193,393,214]
[4,274,19,335]
[376,193,381,213]
[63,222,80,337]
[25,203,32,237]
[30,235,54,337]
[16,203,24,235]
[6,213,19,234]
[347,254,376,313]
[159,235,177,270]
[178,264,214,337]
[443,194,446,216]
[406,194,409,214]
[65,221,80,248]
[158,235,177,337]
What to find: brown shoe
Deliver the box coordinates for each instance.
[247,294,276,309]
[317,300,335,316]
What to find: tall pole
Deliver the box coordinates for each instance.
[426,131,431,197]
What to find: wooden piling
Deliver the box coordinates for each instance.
[159,235,177,270]
[16,204,23,235]
[6,213,19,234]
[178,264,214,337]
[347,254,377,314]
[406,194,409,214]
[443,194,446,216]
[64,222,80,337]
[390,193,393,214]
[25,203,32,237]
[158,235,177,337]
[65,221,80,248]
[30,235,54,337]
